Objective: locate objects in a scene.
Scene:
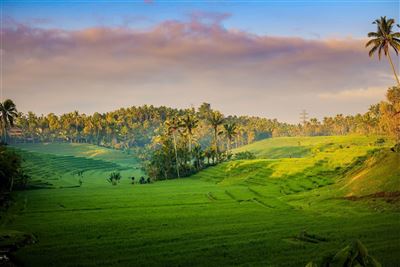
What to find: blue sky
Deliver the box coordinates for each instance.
[4,0,399,38]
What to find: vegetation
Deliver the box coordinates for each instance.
[10,143,142,189]
[366,16,400,85]
[0,99,18,144]
[306,240,381,267]
[107,172,122,185]
[1,135,398,266]
[0,145,29,193]
[143,85,400,181]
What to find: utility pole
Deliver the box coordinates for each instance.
[300,109,308,125]
[300,109,308,136]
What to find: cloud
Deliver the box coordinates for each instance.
[318,87,387,101]
[3,15,394,122]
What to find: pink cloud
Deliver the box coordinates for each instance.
[3,16,393,122]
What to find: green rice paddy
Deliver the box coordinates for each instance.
[2,135,399,266]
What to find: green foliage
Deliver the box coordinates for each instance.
[366,16,400,84]
[107,171,121,185]
[0,99,18,144]
[13,104,282,150]
[307,240,381,267]
[234,151,256,160]
[0,145,29,192]
[10,85,400,153]
[145,114,233,180]
[374,138,385,146]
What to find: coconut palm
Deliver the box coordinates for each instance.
[192,144,204,170]
[207,111,224,153]
[0,99,18,144]
[181,113,198,154]
[223,122,238,152]
[165,117,182,178]
[366,16,400,85]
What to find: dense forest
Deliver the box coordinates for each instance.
[8,86,400,149]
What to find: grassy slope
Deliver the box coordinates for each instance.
[12,143,140,167]
[338,149,400,196]
[2,136,400,266]
[11,143,144,188]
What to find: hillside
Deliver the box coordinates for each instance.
[11,143,143,188]
[229,135,399,197]
[12,143,139,167]
[339,149,400,196]
[2,136,399,266]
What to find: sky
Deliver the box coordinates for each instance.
[1,0,400,123]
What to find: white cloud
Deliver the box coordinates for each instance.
[318,87,387,101]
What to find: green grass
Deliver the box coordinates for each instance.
[11,143,143,188]
[13,142,139,167]
[2,136,400,266]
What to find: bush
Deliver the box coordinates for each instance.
[306,239,381,267]
[374,138,385,146]
[0,145,29,192]
[107,172,121,185]
[391,143,400,153]
[234,151,256,160]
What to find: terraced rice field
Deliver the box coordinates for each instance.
[2,136,400,266]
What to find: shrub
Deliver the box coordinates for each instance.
[374,138,385,146]
[391,143,400,153]
[234,151,256,160]
[306,239,381,267]
[107,172,121,185]
[0,145,30,192]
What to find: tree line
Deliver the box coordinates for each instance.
[9,103,295,149]
[4,89,398,150]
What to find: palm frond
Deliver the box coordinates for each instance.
[367,32,379,37]
[365,38,379,47]
[368,45,379,57]
[378,45,383,60]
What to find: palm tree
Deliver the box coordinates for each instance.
[366,16,400,85]
[165,117,182,178]
[223,122,238,152]
[207,111,224,153]
[192,144,204,170]
[0,99,18,144]
[181,113,198,154]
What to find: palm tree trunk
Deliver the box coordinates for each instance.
[188,134,192,154]
[1,125,4,143]
[172,132,180,178]
[3,127,7,144]
[214,128,218,153]
[387,51,400,86]
[9,176,14,192]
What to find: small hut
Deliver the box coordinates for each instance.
[7,127,23,138]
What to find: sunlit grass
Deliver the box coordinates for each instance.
[3,136,399,266]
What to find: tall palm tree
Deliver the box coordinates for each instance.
[192,144,204,170]
[223,122,238,152]
[181,113,198,154]
[207,111,224,153]
[165,117,182,178]
[366,16,400,85]
[0,99,18,144]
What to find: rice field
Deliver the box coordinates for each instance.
[2,136,399,266]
